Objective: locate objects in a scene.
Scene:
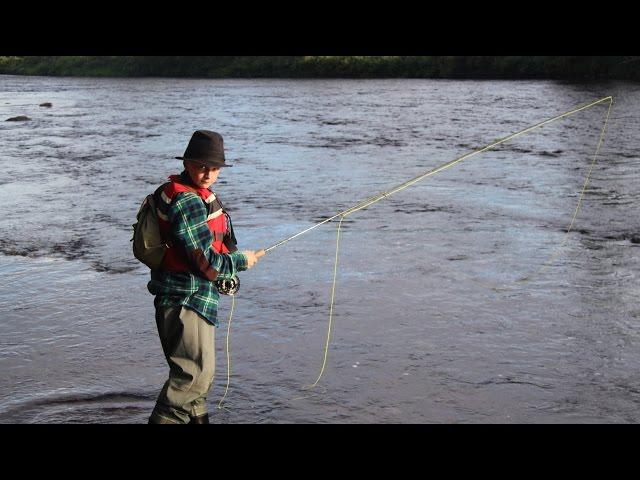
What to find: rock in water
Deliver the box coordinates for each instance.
[630,234,640,244]
[39,102,53,107]
[5,116,31,122]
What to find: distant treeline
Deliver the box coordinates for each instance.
[1,56,639,80]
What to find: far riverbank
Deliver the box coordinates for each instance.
[1,56,639,80]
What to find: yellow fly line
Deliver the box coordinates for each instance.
[281,96,613,391]
[216,294,235,411]
[430,96,614,292]
[218,96,614,403]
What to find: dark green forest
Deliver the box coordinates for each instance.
[1,56,639,80]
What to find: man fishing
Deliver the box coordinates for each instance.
[147,130,264,424]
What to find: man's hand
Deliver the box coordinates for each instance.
[243,249,266,269]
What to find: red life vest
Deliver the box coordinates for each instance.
[155,174,233,273]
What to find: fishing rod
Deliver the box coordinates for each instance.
[221,96,613,399]
[263,96,613,255]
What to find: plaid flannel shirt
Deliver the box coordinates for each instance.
[148,187,248,326]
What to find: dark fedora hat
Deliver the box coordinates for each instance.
[175,130,232,167]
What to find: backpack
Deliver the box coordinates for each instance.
[132,187,168,270]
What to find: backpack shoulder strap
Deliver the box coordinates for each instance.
[152,182,169,204]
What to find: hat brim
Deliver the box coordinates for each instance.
[176,157,232,167]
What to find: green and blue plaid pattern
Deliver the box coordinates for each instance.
[148,191,248,326]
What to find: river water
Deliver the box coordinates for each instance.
[0,75,638,423]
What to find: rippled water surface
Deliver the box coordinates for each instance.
[1,75,639,423]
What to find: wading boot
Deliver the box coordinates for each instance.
[189,414,210,424]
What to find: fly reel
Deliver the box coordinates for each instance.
[215,276,240,296]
